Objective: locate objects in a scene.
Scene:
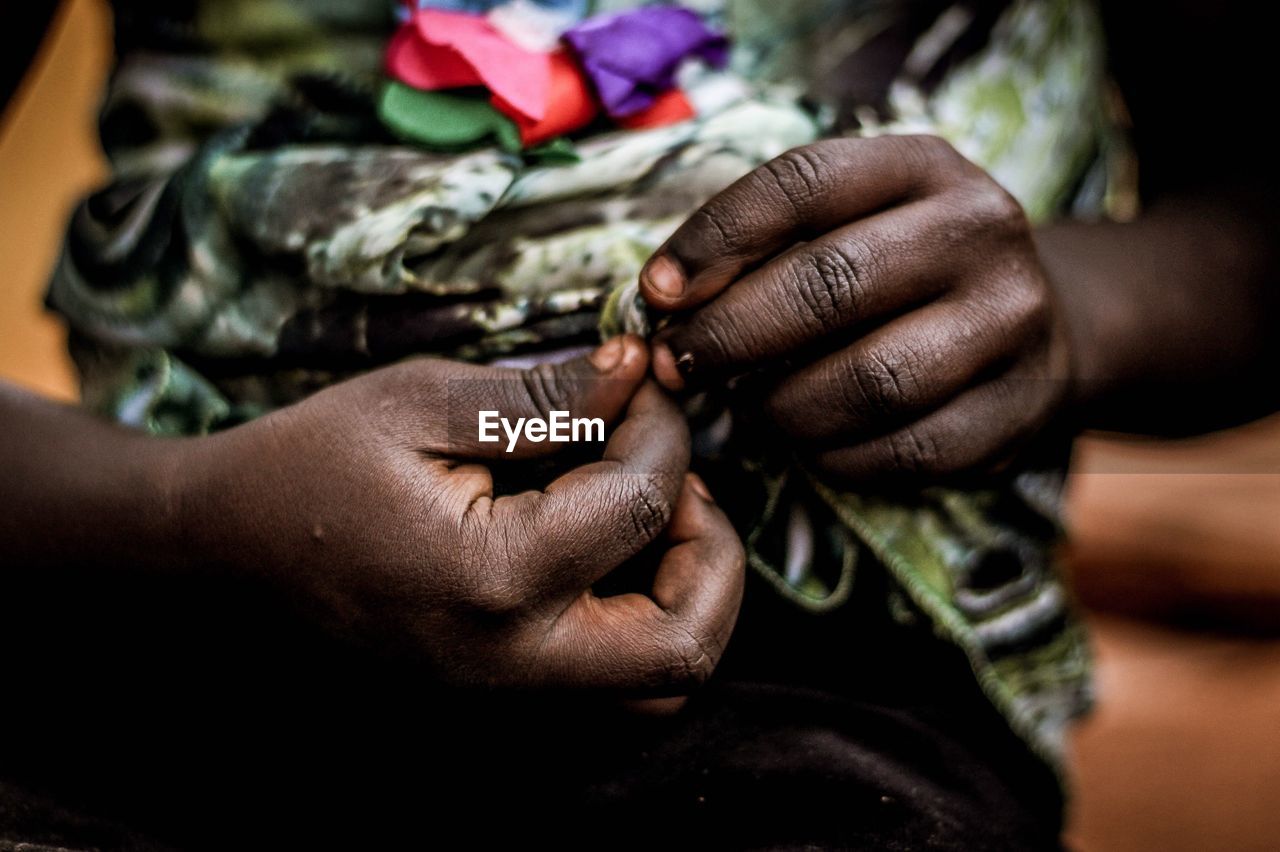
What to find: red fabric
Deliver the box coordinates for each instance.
[386,11,551,122]
[494,51,599,146]
[618,89,696,130]
[386,24,474,91]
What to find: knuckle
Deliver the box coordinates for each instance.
[684,201,749,255]
[1001,274,1048,334]
[975,184,1029,233]
[889,424,945,474]
[377,360,442,415]
[967,259,1048,344]
[791,241,867,330]
[521,362,574,415]
[842,346,918,417]
[759,144,832,213]
[899,134,964,176]
[684,309,750,367]
[951,180,1028,239]
[622,473,675,545]
[664,624,720,689]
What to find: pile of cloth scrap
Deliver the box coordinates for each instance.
[381,1,729,156]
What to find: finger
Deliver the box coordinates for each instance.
[765,293,1039,444]
[422,335,649,459]
[486,382,692,593]
[532,475,745,692]
[651,196,977,389]
[639,135,971,312]
[813,357,1060,481]
[649,474,746,646]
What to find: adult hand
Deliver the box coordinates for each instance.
[179,337,744,692]
[639,135,1073,480]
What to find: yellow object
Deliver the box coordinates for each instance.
[0,0,111,401]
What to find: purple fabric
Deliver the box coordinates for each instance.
[563,6,728,118]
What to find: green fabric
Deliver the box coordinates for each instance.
[525,136,582,164]
[378,82,524,153]
[51,0,1135,773]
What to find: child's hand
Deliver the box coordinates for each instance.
[641,135,1073,480]
[179,338,744,692]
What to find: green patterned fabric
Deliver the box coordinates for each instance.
[50,0,1131,771]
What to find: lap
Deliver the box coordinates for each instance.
[0,564,1061,850]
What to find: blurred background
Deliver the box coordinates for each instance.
[3,2,1278,849]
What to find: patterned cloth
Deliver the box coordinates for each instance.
[50,0,1132,771]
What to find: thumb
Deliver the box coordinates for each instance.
[442,335,650,460]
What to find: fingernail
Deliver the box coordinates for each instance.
[643,255,684,300]
[687,473,713,503]
[652,344,686,391]
[589,337,625,372]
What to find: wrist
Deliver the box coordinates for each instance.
[1034,223,1128,417]
[0,384,204,575]
[168,426,266,583]
[170,417,307,589]
[84,429,204,578]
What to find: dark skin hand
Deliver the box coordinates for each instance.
[638,124,1279,474]
[641,134,1071,480]
[0,338,745,692]
[632,1,1280,468]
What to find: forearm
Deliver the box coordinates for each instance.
[0,381,192,574]
[1037,193,1280,434]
